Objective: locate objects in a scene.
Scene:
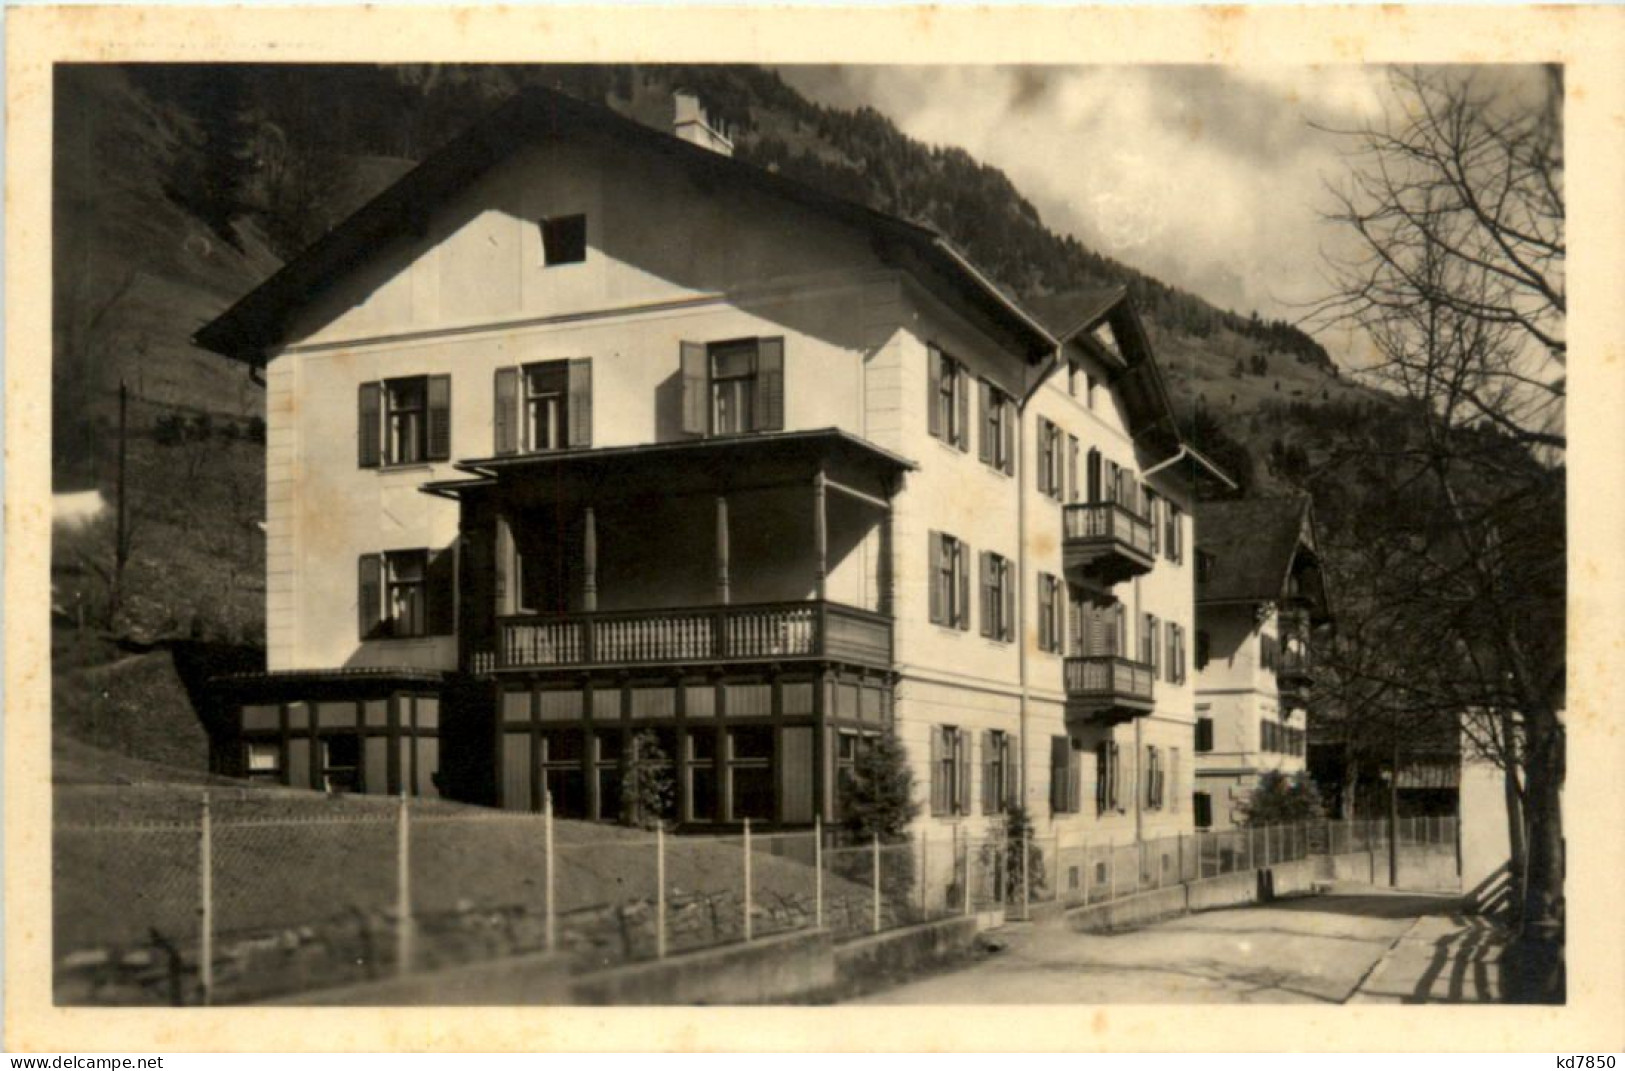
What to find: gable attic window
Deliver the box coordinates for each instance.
[359,375,451,468]
[540,214,587,266]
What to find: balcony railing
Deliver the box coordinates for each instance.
[1063,655,1156,727]
[491,599,892,671]
[1061,502,1157,584]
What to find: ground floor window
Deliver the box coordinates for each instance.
[595,731,624,822]
[541,730,588,817]
[687,730,718,823]
[235,692,440,798]
[1096,741,1122,815]
[1049,736,1081,814]
[727,727,775,822]
[982,730,1015,815]
[930,726,972,816]
[1194,791,1213,829]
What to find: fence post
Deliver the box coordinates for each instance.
[814,814,824,930]
[1177,832,1185,885]
[1108,841,1117,901]
[1081,836,1091,907]
[1021,828,1030,921]
[871,831,882,934]
[1133,841,1142,895]
[199,792,213,1006]
[655,824,667,960]
[544,790,556,953]
[396,792,412,977]
[1246,824,1254,871]
[743,818,754,942]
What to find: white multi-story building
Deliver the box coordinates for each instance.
[197,88,1232,867]
[1191,495,1331,830]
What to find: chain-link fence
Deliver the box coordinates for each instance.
[53,804,1459,1006]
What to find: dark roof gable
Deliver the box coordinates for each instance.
[1195,494,1318,606]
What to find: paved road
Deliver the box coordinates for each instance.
[854,884,1503,1004]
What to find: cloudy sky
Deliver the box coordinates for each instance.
[778,65,1401,356]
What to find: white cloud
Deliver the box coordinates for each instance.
[778,65,1403,355]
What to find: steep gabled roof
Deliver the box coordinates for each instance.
[194,85,1055,363]
[1195,494,1318,606]
[1024,286,1127,353]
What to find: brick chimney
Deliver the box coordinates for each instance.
[673,92,734,158]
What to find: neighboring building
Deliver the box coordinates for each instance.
[195,86,1230,868]
[1191,495,1330,830]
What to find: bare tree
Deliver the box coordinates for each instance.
[1314,66,1565,995]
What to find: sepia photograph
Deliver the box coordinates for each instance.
[9,3,1623,1053]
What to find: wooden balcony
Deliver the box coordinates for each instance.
[1063,655,1156,728]
[1062,503,1156,586]
[487,599,892,672]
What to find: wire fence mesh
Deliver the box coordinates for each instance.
[52,806,1460,1005]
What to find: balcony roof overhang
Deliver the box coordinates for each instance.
[424,427,916,503]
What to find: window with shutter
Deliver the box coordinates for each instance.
[1196,716,1214,753]
[1194,791,1212,829]
[955,365,970,452]
[1037,574,1053,652]
[1087,448,1102,503]
[1147,492,1160,554]
[1196,629,1210,671]
[1001,559,1016,642]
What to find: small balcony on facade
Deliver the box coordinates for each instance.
[430,429,911,678]
[1063,654,1155,729]
[1062,502,1156,588]
[1276,606,1314,705]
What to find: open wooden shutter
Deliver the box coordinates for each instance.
[1067,436,1079,502]
[1037,576,1052,652]
[927,531,943,624]
[1147,494,1160,554]
[1050,736,1068,813]
[1003,736,1017,809]
[1087,448,1102,503]
[426,375,452,461]
[955,363,969,451]
[1109,742,1121,810]
[956,729,973,814]
[427,545,456,635]
[977,380,992,464]
[981,730,996,814]
[1001,560,1016,642]
[1002,397,1015,475]
[680,341,709,435]
[978,551,993,638]
[1068,746,1082,813]
[930,728,946,816]
[927,344,943,439]
[358,382,381,468]
[358,554,382,639]
[567,358,593,447]
[493,367,519,455]
[493,514,515,615]
[1035,419,1050,495]
[1095,743,1109,813]
[754,337,784,431]
[949,546,962,627]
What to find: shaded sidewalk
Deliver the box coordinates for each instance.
[1348,906,1511,1003]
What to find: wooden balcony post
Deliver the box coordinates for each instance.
[582,506,598,612]
[813,467,828,602]
[715,494,731,606]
